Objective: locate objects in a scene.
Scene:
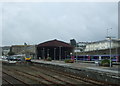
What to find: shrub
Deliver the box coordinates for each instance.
[46,57,52,61]
[64,59,74,63]
[101,59,111,67]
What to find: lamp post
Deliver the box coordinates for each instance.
[106,28,113,67]
[116,40,118,62]
[76,42,78,62]
[109,37,112,67]
[24,43,27,58]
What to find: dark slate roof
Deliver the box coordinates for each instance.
[38,39,73,48]
[2,46,11,50]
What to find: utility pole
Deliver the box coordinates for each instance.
[109,37,112,67]
[24,43,27,57]
[76,42,78,62]
[106,28,112,67]
[24,43,27,62]
[116,40,118,62]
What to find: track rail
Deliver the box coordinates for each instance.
[29,66,77,86]
[3,67,66,86]
[2,77,15,86]
[3,65,91,86]
[3,69,51,85]
[2,62,119,86]
[14,69,61,85]
[32,65,100,85]
[33,63,118,86]
[2,71,30,86]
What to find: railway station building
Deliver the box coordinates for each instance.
[10,45,36,58]
[37,39,74,60]
[74,39,120,62]
[77,39,120,55]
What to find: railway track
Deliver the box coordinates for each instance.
[2,65,93,86]
[3,66,74,86]
[29,66,93,85]
[16,66,82,86]
[11,69,64,85]
[3,69,56,86]
[2,62,118,86]
[3,65,79,86]
[32,63,118,86]
[2,71,30,86]
[3,64,99,86]
[31,65,102,85]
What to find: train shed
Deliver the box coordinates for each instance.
[37,39,74,60]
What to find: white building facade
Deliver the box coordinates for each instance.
[84,39,120,52]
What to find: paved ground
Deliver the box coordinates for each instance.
[32,60,120,74]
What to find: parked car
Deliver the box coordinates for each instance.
[95,60,102,66]
[7,56,17,61]
[1,56,7,59]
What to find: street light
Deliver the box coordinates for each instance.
[24,43,27,58]
[106,28,114,67]
[76,42,78,62]
[107,28,112,37]
[106,37,112,67]
[116,40,118,62]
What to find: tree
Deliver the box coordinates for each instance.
[2,51,4,56]
[8,51,15,56]
[70,39,77,47]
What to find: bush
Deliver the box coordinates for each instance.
[64,59,74,63]
[101,59,111,67]
[46,57,52,61]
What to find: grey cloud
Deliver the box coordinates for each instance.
[1,2,118,46]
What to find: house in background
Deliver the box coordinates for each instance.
[2,46,11,56]
[10,45,37,58]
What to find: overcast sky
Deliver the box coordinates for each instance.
[0,2,118,46]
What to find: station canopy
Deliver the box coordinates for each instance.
[38,39,73,48]
[37,39,74,60]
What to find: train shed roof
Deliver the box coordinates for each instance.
[37,39,73,48]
